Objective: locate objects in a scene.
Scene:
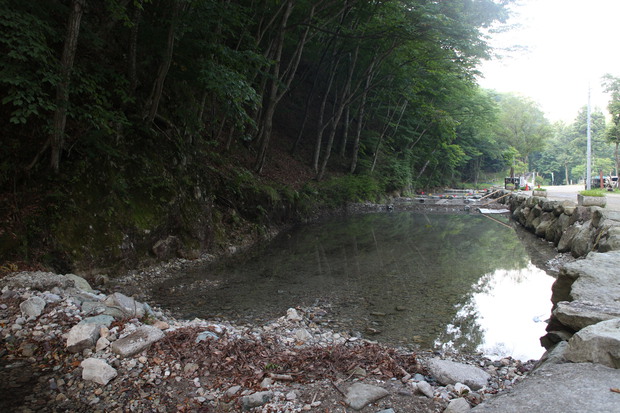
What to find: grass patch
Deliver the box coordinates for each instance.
[579,189,607,197]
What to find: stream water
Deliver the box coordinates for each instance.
[150,212,557,361]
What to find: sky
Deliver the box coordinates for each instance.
[477,0,620,123]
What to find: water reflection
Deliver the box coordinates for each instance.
[435,264,554,360]
[150,212,554,361]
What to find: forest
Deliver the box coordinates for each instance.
[1,0,619,273]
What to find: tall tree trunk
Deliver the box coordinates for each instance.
[50,0,85,172]
[128,2,142,96]
[349,59,375,174]
[316,46,359,180]
[312,54,340,173]
[256,1,316,173]
[339,103,350,157]
[370,98,407,173]
[254,1,293,174]
[145,0,183,123]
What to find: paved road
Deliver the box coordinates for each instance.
[541,184,620,211]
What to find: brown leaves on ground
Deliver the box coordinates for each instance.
[151,327,423,391]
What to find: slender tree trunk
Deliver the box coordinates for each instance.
[256,1,317,173]
[145,0,183,123]
[565,162,569,185]
[50,0,85,172]
[370,98,407,173]
[349,58,375,174]
[317,45,359,180]
[128,2,142,96]
[312,54,340,173]
[339,103,350,157]
[254,2,293,174]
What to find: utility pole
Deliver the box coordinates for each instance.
[586,86,592,190]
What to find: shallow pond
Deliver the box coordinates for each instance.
[150,212,556,361]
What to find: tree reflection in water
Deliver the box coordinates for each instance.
[151,212,555,361]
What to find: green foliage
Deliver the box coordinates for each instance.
[0,4,58,125]
[316,175,383,207]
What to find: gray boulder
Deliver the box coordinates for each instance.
[445,398,471,413]
[81,358,117,385]
[564,318,620,368]
[110,326,165,358]
[553,300,620,331]
[471,363,620,412]
[240,391,273,410]
[599,225,620,252]
[103,292,145,319]
[20,296,46,318]
[66,323,101,353]
[64,274,94,292]
[551,251,620,307]
[415,380,435,398]
[557,224,580,253]
[427,358,490,390]
[344,383,389,411]
[570,221,594,257]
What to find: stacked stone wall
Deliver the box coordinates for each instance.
[494,191,620,371]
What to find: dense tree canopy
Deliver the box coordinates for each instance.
[0,0,512,187]
[1,0,524,269]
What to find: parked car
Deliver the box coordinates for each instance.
[588,176,618,190]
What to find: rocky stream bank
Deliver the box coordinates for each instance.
[1,271,533,413]
[3,193,620,412]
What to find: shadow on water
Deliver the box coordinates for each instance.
[150,212,556,361]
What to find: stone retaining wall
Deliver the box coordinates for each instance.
[495,190,620,370]
[496,191,620,257]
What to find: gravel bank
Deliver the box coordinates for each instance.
[0,271,536,412]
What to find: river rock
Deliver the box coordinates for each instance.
[563,318,620,368]
[445,397,471,413]
[286,308,302,321]
[533,341,568,371]
[553,300,620,331]
[64,274,94,292]
[0,271,73,290]
[19,296,46,318]
[103,292,145,319]
[427,359,490,390]
[110,325,165,357]
[81,358,117,385]
[344,383,389,410]
[471,362,620,412]
[240,391,273,410]
[416,380,435,398]
[66,323,101,353]
[79,315,115,328]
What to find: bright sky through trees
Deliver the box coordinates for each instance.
[478,0,620,122]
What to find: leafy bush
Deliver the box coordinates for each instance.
[316,175,383,207]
